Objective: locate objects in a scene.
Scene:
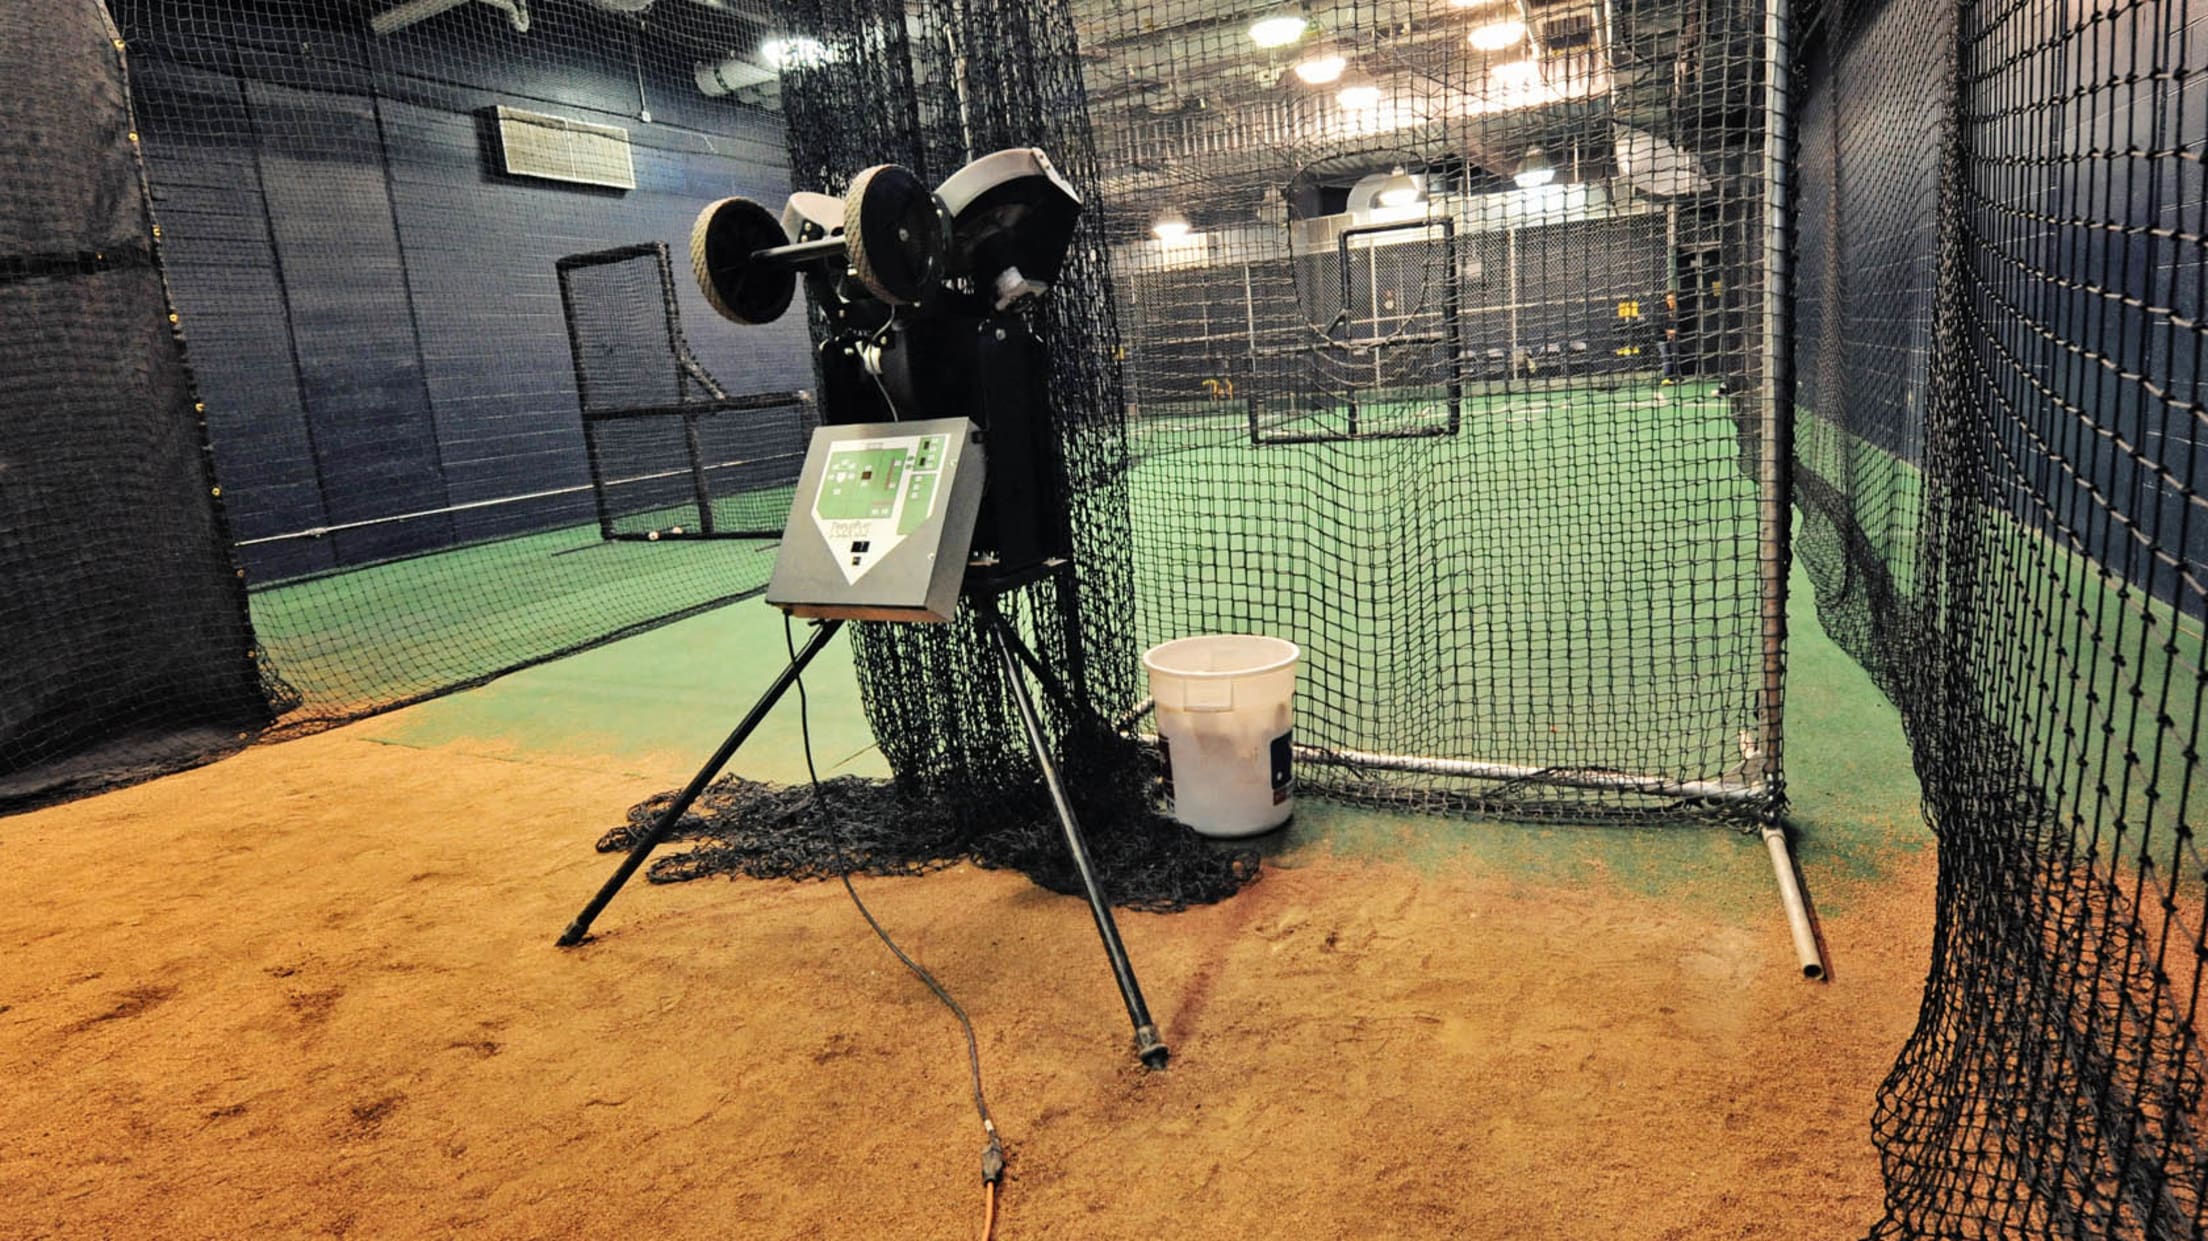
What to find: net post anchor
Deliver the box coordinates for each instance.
[1760,821,1824,980]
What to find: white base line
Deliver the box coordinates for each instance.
[234,452,803,547]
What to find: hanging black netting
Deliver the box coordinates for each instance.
[1086,0,1790,820]
[93,0,817,745]
[1797,0,2208,1232]
[768,0,1140,804]
[0,0,277,811]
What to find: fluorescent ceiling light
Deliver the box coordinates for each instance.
[1337,71,1381,109]
[1468,19,1527,50]
[1376,166,1424,207]
[1248,14,1309,47]
[1152,207,1193,241]
[761,36,829,69]
[1490,58,1542,89]
[1514,145,1555,188]
[1294,50,1347,84]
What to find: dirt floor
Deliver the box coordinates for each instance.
[0,711,1934,1240]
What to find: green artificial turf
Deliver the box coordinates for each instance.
[352,377,1929,920]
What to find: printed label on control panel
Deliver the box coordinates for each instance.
[813,433,949,584]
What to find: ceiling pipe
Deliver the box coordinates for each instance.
[370,0,530,36]
[695,53,775,96]
[685,0,776,19]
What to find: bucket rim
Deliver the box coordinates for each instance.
[1141,634,1301,680]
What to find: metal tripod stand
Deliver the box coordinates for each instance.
[554,577,1168,1069]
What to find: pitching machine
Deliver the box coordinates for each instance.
[554,149,1168,1069]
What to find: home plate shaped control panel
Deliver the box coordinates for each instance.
[767,417,986,622]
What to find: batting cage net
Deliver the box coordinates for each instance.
[11,0,2208,1231]
[1,0,277,810]
[73,0,815,771]
[1797,0,2208,1232]
[1093,0,1790,819]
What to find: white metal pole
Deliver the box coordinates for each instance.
[1758,0,1795,802]
[370,0,469,35]
[1764,825,1824,978]
[1759,0,1822,982]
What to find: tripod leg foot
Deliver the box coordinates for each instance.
[1135,1024,1169,1070]
[553,618,843,946]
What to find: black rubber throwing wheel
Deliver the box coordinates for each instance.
[690,196,797,325]
[843,164,946,306]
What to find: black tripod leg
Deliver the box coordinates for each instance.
[556,617,844,947]
[977,601,1169,1069]
[997,614,1085,723]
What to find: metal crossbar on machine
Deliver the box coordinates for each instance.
[553,148,1171,1069]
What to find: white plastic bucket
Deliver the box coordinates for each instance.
[1142,635,1301,838]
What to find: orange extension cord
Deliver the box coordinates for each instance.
[981,1180,998,1241]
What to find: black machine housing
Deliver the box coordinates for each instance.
[692,147,1085,583]
[818,312,1057,577]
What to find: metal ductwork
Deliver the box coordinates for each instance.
[371,0,529,35]
[694,53,775,96]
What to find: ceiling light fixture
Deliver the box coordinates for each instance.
[1248,13,1309,47]
[1490,58,1542,90]
[1467,19,1527,50]
[1336,69,1381,110]
[1514,145,1556,189]
[1376,165,1425,207]
[1293,41,1347,84]
[760,36,829,70]
[1152,206,1193,241]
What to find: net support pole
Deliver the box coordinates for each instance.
[1756,0,1795,804]
[1763,824,1823,979]
[1292,744,1764,803]
[1758,0,1822,981]
[1122,706,1768,803]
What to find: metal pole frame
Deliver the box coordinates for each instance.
[1757,0,1796,811]
[974,594,1170,1069]
[1758,0,1823,980]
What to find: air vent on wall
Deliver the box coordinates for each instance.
[490,106,636,190]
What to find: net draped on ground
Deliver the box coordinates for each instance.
[598,762,1258,914]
